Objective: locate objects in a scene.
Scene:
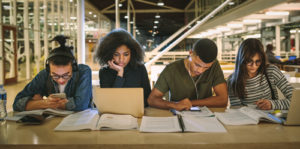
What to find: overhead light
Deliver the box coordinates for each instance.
[227,23,243,28]
[244,34,261,39]
[157,0,164,6]
[290,29,299,33]
[93,15,97,18]
[154,20,159,24]
[119,3,123,7]
[228,2,235,5]
[216,26,230,32]
[154,26,158,29]
[243,19,261,24]
[89,12,92,15]
[124,15,128,19]
[265,11,289,16]
[155,13,160,18]
[70,0,73,2]
[130,21,134,24]
[70,17,77,20]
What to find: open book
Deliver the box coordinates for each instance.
[15,108,74,117]
[139,115,226,133]
[215,107,283,125]
[5,109,74,122]
[54,109,138,131]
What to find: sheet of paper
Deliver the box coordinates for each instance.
[183,116,227,132]
[54,109,99,131]
[15,109,74,116]
[96,114,138,130]
[139,116,181,132]
[215,109,258,125]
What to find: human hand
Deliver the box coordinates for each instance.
[255,99,272,110]
[173,98,192,111]
[108,60,124,77]
[32,94,43,100]
[47,96,68,109]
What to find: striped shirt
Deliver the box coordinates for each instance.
[227,65,293,110]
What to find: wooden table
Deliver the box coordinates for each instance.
[0,108,300,149]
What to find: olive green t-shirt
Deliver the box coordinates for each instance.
[154,59,226,102]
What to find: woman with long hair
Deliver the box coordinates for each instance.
[227,38,293,110]
[94,28,151,107]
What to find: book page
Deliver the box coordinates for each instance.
[139,116,181,132]
[96,114,138,130]
[183,116,227,132]
[54,109,99,131]
[15,109,74,116]
[239,107,281,123]
[215,109,258,125]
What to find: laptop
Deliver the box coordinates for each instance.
[283,88,300,125]
[93,87,144,118]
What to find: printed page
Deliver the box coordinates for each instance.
[139,116,181,132]
[240,107,281,123]
[177,106,214,117]
[54,109,100,131]
[96,114,138,130]
[215,109,258,125]
[15,108,74,116]
[183,116,227,132]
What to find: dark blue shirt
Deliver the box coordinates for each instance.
[13,64,92,111]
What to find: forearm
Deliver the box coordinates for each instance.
[148,95,175,110]
[191,95,228,107]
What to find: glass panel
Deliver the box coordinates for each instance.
[3,29,16,80]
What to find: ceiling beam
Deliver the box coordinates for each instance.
[134,0,183,11]
[102,9,184,13]
[100,0,126,12]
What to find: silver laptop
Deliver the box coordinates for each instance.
[93,87,144,118]
[283,88,300,125]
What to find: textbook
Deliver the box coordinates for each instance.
[15,108,74,117]
[139,115,227,133]
[54,109,138,131]
[215,107,283,125]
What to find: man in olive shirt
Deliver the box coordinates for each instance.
[147,38,228,111]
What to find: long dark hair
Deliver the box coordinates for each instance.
[94,28,144,67]
[229,38,267,98]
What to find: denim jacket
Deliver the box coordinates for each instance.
[13,64,92,111]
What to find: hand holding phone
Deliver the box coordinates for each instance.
[50,93,66,99]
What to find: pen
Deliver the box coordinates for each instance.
[177,114,185,133]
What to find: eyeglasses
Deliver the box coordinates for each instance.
[51,74,72,80]
[246,60,262,66]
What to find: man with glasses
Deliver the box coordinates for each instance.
[147,38,228,111]
[13,35,92,111]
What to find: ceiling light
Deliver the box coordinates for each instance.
[70,17,77,20]
[265,11,289,16]
[70,0,73,2]
[216,26,230,32]
[154,20,159,24]
[119,3,123,7]
[124,15,128,19]
[154,26,158,29]
[130,21,134,24]
[89,12,92,15]
[157,0,164,6]
[227,23,243,28]
[155,14,160,18]
[228,2,235,5]
[243,19,261,24]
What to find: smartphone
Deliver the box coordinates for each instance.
[190,106,201,111]
[50,93,66,99]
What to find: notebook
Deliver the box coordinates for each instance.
[93,87,144,118]
[284,88,300,125]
